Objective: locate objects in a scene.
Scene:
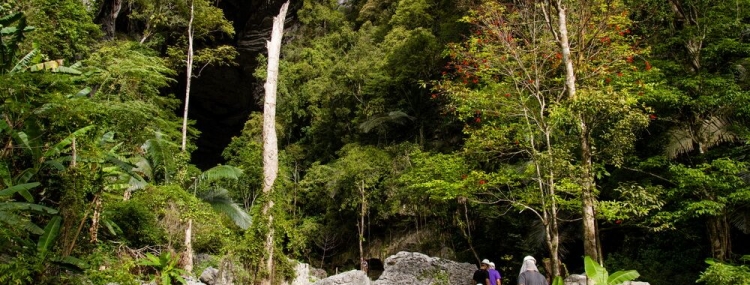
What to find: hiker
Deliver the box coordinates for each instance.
[472,259,491,285]
[488,261,502,285]
[517,256,547,285]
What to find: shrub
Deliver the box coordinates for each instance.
[697,257,750,285]
[104,200,166,248]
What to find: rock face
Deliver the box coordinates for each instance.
[283,262,328,285]
[563,274,650,285]
[373,251,475,285]
[312,270,370,285]
[200,267,220,285]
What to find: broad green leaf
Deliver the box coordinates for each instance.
[103,219,119,236]
[0,182,40,202]
[15,168,37,184]
[0,211,44,234]
[197,165,243,183]
[52,256,90,271]
[200,188,252,229]
[0,202,58,214]
[608,270,640,285]
[74,87,92,97]
[584,256,608,285]
[37,216,61,253]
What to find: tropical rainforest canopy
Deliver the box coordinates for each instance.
[1,0,750,284]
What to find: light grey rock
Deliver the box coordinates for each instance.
[200,267,220,285]
[564,274,587,285]
[185,276,207,285]
[312,270,370,285]
[282,262,328,285]
[373,251,475,285]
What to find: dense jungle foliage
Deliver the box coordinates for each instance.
[2,0,750,284]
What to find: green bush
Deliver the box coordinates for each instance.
[82,247,140,285]
[697,257,750,285]
[104,200,166,248]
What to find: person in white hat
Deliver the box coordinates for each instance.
[518,256,547,285]
[472,259,491,285]
[488,261,501,285]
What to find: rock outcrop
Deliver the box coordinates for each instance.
[283,262,328,285]
[312,270,370,285]
[373,251,475,285]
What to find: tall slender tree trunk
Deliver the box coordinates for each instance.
[184,219,193,272]
[358,180,366,272]
[260,2,289,285]
[553,0,601,264]
[182,0,195,273]
[544,130,561,278]
[181,0,195,152]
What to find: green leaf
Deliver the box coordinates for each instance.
[37,216,61,253]
[0,211,45,234]
[74,87,92,97]
[10,48,38,73]
[15,168,37,184]
[45,160,66,171]
[552,276,565,285]
[200,188,252,229]
[52,255,90,271]
[103,219,119,236]
[197,165,243,183]
[0,163,10,187]
[584,256,608,285]
[608,270,640,285]
[0,202,58,215]
[0,182,40,202]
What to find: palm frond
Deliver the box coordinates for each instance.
[359,111,415,133]
[199,188,251,229]
[699,116,736,148]
[665,127,695,159]
[665,115,737,159]
[198,165,243,183]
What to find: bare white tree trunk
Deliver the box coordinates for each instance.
[184,219,193,272]
[182,0,195,273]
[553,0,600,265]
[260,2,289,285]
[181,0,195,152]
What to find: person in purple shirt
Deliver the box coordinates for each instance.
[488,262,502,285]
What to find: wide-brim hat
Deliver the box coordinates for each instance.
[481,259,491,265]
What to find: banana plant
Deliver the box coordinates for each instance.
[0,12,34,73]
[584,256,640,285]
